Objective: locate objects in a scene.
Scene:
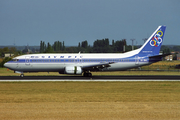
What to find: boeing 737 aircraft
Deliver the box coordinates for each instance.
[4,26,167,77]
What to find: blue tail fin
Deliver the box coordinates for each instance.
[138,26,166,56]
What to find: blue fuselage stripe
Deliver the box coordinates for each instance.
[8,58,150,63]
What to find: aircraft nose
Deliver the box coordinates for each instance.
[4,63,7,67]
[4,63,10,68]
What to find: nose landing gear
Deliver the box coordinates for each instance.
[20,74,24,77]
[14,71,24,77]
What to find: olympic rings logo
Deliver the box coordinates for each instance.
[150,30,163,47]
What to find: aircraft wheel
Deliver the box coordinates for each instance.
[83,72,92,77]
[20,74,24,77]
[88,73,92,77]
[83,72,87,77]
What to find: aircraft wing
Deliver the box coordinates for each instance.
[82,62,115,71]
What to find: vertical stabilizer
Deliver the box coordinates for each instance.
[138,26,166,56]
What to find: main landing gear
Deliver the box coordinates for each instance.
[83,71,92,77]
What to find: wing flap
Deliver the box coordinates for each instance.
[82,62,115,71]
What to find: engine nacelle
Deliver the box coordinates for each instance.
[65,66,82,75]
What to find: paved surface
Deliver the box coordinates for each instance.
[0,75,180,81]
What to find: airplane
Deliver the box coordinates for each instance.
[4,25,167,77]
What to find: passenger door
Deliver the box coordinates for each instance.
[25,57,30,65]
[135,56,139,65]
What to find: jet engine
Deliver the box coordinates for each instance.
[65,66,82,75]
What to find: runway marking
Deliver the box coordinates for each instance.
[1,79,180,82]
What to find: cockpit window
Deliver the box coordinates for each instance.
[12,59,19,62]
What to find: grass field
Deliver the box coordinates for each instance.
[1,61,180,119]
[0,82,180,119]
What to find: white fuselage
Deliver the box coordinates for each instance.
[4,50,151,74]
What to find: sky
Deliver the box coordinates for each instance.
[0,0,180,46]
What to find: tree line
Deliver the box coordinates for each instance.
[0,47,17,67]
[40,38,136,53]
[40,41,65,53]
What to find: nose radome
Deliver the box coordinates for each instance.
[4,63,7,67]
[4,63,9,68]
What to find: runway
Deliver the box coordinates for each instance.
[0,75,180,82]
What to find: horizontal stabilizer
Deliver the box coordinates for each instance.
[149,53,171,59]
